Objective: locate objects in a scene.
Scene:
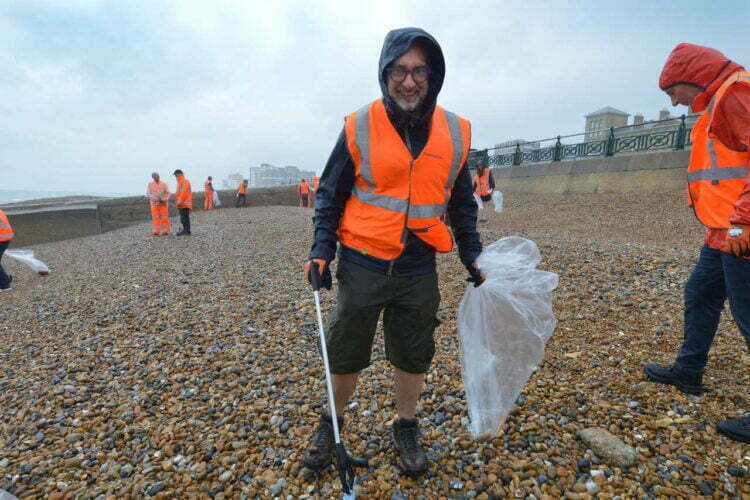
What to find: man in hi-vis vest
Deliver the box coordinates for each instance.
[644,43,750,444]
[302,28,483,475]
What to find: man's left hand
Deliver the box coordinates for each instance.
[726,225,750,257]
[467,262,484,287]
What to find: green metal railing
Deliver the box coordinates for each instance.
[473,113,698,168]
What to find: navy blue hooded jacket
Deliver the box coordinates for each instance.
[309,27,482,276]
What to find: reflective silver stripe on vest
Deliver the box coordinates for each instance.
[687,166,748,183]
[443,111,464,190]
[409,203,445,219]
[352,185,408,213]
[354,104,374,190]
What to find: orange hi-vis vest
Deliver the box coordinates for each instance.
[688,70,750,229]
[338,99,471,260]
[175,175,193,210]
[474,169,491,196]
[298,181,310,195]
[204,180,214,193]
[237,182,247,195]
[0,210,14,242]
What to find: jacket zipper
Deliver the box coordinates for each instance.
[388,128,414,277]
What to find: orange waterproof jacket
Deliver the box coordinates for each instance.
[237,182,247,195]
[147,180,170,206]
[688,70,750,229]
[175,175,193,210]
[0,210,13,242]
[204,180,214,194]
[474,169,491,197]
[298,180,310,195]
[338,99,470,260]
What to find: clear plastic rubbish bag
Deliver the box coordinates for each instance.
[458,236,558,439]
[5,249,50,275]
[473,193,484,211]
[492,190,503,213]
[213,190,222,207]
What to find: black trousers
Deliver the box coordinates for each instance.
[179,208,191,233]
[236,194,247,207]
[0,240,10,289]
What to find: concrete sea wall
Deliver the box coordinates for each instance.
[493,150,690,194]
[3,185,299,247]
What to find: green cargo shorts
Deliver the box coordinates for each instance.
[325,259,441,374]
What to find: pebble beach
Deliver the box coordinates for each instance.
[1,192,749,499]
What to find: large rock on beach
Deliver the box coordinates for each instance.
[576,427,637,468]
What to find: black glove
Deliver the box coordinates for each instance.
[466,266,484,287]
[307,259,332,291]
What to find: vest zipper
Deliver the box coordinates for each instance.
[388,128,415,277]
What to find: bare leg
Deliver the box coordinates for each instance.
[332,372,359,415]
[394,366,425,419]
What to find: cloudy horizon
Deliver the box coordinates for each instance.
[1,0,748,196]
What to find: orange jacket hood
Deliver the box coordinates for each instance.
[659,43,744,112]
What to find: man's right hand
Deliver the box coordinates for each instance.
[305,259,331,290]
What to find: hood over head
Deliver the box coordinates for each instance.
[659,43,744,112]
[378,27,445,128]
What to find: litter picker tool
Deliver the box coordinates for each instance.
[309,262,357,499]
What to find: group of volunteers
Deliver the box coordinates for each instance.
[146,170,194,236]
[298,176,319,208]
[145,172,253,236]
[300,27,750,479]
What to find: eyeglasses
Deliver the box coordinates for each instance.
[387,65,430,83]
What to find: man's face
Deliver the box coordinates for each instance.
[665,84,702,107]
[152,173,159,182]
[387,45,429,112]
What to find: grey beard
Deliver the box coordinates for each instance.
[394,96,423,112]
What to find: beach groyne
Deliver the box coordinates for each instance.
[3,185,299,247]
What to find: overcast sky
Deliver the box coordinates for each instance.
[1,0,748,195]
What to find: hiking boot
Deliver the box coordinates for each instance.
[301,414,342,470]
[716,415,750,443]
[392,418,427,476]
[644,363,705,395]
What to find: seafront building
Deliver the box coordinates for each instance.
[248,164,316,188]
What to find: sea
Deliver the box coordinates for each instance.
[0,189,128,205]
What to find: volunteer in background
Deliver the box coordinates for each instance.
[643,43,750,444]
[309,175,320,208]
[147,172,170,236]
[236,180,248,207]
[204,176,215,210]
[173,169,193,236]
[473,162,494,224]
[298,178,310,208]
[0,209,14,292]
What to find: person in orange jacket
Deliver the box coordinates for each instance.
[236,180,248,207]
[147,172,171,235]
[472,163,494,224]
[0,209,14,291]
[204,176,215,211]
[309,175,320,208]
[643,43,750,443]
[298,179,310,208]
[173,169,193,236]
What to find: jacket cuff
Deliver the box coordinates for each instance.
[310,243,336,263]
